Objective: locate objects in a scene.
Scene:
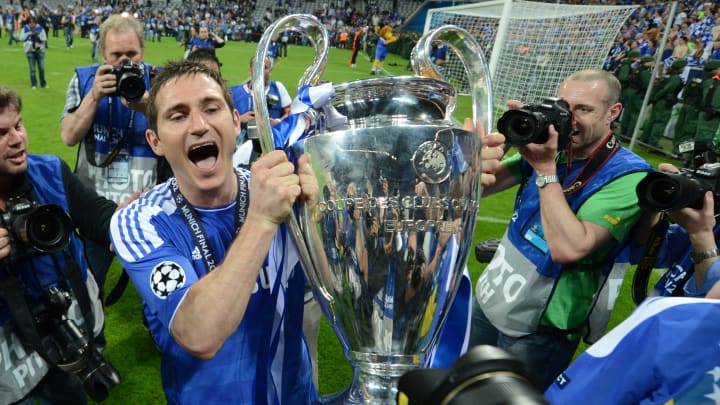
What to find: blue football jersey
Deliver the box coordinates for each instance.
[110,171,315,404]
[546,297,720,405]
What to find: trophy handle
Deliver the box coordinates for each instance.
[411,25,494,135]
[252,14,336,306]
[252,13,329,154]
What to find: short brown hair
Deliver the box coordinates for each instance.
[99,14,144,54]
[0,86,22,113]
[564,69,621,108]
[146,59,234,133]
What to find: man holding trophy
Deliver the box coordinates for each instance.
[109,60,319,403]
[108,51,508,402]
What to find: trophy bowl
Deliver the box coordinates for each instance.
[252,14,493,404]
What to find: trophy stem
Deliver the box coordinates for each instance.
[352,352,421,404]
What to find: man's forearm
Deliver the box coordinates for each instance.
[61,92,101,146]
[689,229,718,289]
[170,217,278,359]
[539,185,610,264]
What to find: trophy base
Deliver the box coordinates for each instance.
[319,353,421,404]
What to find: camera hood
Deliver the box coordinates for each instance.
[21,204,73,253]
[636,171,706,212]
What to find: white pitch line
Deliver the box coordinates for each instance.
[476,215,509,224]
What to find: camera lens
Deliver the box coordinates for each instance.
[636,171,706,211]
[118,74,145,103]
[647,178,680,206]
[24,205,73,252]
[497,110,547,146]
[398,345,548,405]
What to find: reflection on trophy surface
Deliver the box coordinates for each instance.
[252,14,493,404]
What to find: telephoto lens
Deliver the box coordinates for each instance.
[398,345,549,405]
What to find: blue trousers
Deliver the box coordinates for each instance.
[469,297,580,390]
[26,51,47,88]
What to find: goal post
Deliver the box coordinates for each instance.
[424,0,638,108]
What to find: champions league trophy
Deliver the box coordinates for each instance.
[252,14,493,403]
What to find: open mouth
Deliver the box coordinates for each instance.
[8,150,26,163]
[188,142,219,170]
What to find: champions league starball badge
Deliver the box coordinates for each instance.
[413,140,451,184]
[150,261,186,299]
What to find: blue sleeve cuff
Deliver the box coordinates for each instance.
[684,259,720,297]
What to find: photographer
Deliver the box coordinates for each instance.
[59,14,159,299]
[0,85,121,403]
[634,159,720,299]
[19,16,47,90]
[471,69,652,390]
[186,25,225,56]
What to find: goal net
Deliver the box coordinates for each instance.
[425,0,637,107]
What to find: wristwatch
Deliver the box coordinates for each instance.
[691,248,720,264]
[535,174,560,188]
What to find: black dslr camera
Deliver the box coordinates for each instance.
[636,163,720,213]
[30,32,43,50]
[636,141,720,213]
[32,287,120,402]
[497,97,573,151]
[0,198,73,264]
[398,345,549,405]
[111,59,145,102]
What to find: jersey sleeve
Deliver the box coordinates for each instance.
[110,198,199,332]
[546,297,720,404]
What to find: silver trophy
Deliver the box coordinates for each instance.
[253,14,493,403]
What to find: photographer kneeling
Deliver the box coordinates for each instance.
[0,86,122,403]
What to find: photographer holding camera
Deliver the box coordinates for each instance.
[0,85,121,404]
[186,25,225,56]
[634,143,720,299]
[19,16,47,90]
[59,14,159,299]
[470,69,652,390]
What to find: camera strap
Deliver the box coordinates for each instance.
[83,98,135,168]
[631,216,671,305]
[0,273,62,365]
[0,253,95,371]
[561,133,619,195]
[169,172,249,273]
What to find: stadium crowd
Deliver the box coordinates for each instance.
[603,1,720,156]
